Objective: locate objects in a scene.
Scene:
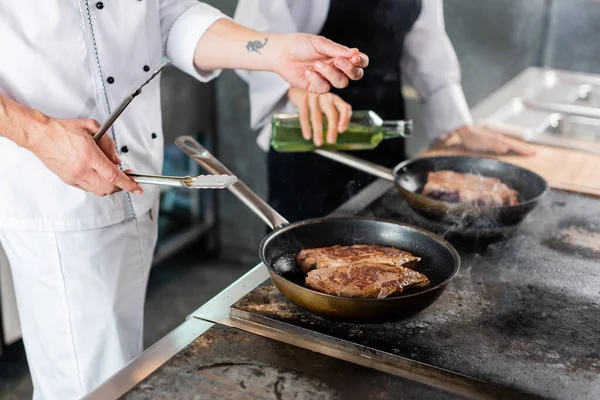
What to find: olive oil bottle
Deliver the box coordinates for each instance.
[271,110,412,152]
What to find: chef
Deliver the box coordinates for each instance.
[0,2,368,399]
[235,0,535,222]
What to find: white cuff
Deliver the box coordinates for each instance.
[256,125,272,152]
[166,3,230,82]
[248,72,291,129]
[421,84,473,139]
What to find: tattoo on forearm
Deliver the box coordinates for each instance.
[246,38,268,54]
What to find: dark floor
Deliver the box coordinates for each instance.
[0,246,251,400]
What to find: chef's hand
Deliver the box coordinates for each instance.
[275,34,369,94]
[288,87,352,146]
[26,117,143,196]
[194,20,369,94]
[447,124,536,156]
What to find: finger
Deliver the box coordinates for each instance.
[82,118,121,164]
[474,125,536,156]
[304,70,330,94]
[91,151,143,194]
[116,170,133,192]
[350,52,369,68]
[103,183,123,194]
[78,175,112,197]
[71,183,85,192]
[335,97,352,133]
[457,126,507,155]
[82,118,101,133]
[488,138,510,155]
[62,168,105,195]
[314,61,349,89]
[308,94,323,147]
[298,101,312,141]
[311,36,358,59]
[85,170,123,196]
[319,94,340,144]
[334,57,364,81]
[96,134,121,164]
[498,136,536,156]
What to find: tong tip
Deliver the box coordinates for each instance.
[185,174,238,189]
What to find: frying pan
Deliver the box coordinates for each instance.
[315,150,549,227]
[176,136,460,323]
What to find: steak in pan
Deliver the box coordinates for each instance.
[305,263,431,299]
[296,244,420,273]
[422,170,519,206]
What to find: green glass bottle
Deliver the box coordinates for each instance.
[270,110,412,152]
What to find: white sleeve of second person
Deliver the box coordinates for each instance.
[233,0,329,151]
[160,0,231,82]
[401,0,473,140]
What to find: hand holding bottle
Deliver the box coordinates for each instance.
[287,87,353,146]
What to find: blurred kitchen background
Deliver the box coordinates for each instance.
[2,0,600,398]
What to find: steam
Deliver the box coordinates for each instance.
[437,209,503,237]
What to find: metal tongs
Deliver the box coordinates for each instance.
[91,61,237,190]
[128,173,237,189]
[93,61,170,143]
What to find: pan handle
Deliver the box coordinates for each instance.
[175,136,289,230]
[314,149,395,181]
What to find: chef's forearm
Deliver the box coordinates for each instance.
[0,93,48,148]
[193,19,284,72]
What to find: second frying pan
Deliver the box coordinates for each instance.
[176,136,460,323]
[316,150,548,227]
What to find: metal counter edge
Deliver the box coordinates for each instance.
[82,318,213,400]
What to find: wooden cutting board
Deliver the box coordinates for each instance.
[419,141,600,198]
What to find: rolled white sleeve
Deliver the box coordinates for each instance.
[401,0,472,139]
[419,83,472,140]
[160,1,230,82]
[233,0,297,130]
[247,72,293,137]
[234,0,329,151]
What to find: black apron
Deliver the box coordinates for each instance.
[267,0,422,223]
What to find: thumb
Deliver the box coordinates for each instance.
[311,36,358,59]
[97,135,121,165]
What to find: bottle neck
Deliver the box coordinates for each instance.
[382,120,413,139]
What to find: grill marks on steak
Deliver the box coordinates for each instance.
[296,244,420,273]
[295,244,430,299]
[305,263,431,299]
[422,170,519,207]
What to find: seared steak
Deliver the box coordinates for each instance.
[305,263,431,299]
[296,244,421,273]
[422,170,519,206]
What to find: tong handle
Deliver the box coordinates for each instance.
[93,61,170,143]
[126,173,187,187]
[93,97,134,143]
[175,136,289,229]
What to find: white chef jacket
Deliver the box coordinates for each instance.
[234,0,473,151]
[0,0,228,232]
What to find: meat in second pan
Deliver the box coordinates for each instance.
[296,244,421,273]
[305,263,431,299]
[422,170,519,206]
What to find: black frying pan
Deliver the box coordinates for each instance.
[176,136,460,323]
[316,150,548,227]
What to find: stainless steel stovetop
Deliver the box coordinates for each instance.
[229,188,600,400]
[475,67,600,154]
